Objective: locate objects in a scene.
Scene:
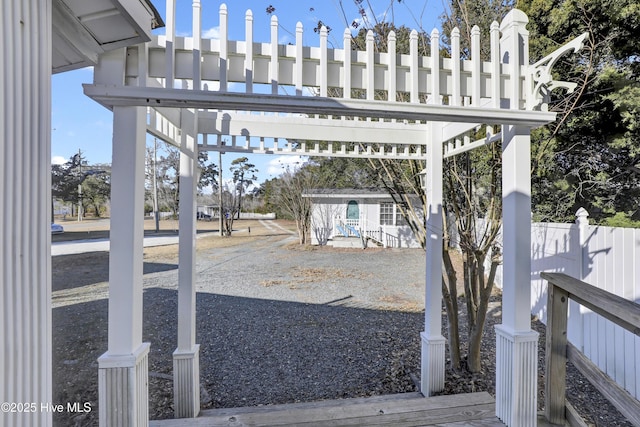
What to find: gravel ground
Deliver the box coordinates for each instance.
[51,220,632,426]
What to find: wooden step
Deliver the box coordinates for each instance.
[150,392,503,427]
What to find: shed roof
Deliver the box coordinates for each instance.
[303,189,401,199]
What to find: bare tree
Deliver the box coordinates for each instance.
[275,165,319,245]
[220,188,239,236]
[311,202,340,246]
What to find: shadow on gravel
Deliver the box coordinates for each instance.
[146,288,424,420]
[52,252,177,291]
[53,287,424,425]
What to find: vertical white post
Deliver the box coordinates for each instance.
[295,23,303,96]
[450,28,460,106]
[568,207,589,349]
[490,22,501,108]
[421,122,446,396]
[245,10,254,93]
[320,26,329,97]
[1,2,52,426]
[165,0,176,88]
[430,29,440,105]
[496,9,538,427]
[192,0,201,89]
[98,106,149,427]
[388,31,397,102]
[366,30,374,101]
[219,4,228,92]
[174,109,200,418]
[471,25,481,106]
[410,30,419,103]
[270,15,278,95]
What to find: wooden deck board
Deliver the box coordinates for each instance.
[150,392,505,427]
[198,392,425,418]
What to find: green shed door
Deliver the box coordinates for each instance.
[346,200,359,219]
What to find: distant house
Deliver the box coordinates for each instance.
[303,189,423,248]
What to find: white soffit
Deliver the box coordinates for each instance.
[52,0,162,74]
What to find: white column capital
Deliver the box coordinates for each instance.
[98,342,151,368]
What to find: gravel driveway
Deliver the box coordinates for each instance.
[144,232,428,419]
[53,222,428,425]
[52,220,632,426]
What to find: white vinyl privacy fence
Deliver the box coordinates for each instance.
[515,208,640,400]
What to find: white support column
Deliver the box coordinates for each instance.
[98,106,149,427]
[498,125,538,426]
[421,122,446,396]
[173,109,200,418]
[1,2,52,426]
[496,11,538,427]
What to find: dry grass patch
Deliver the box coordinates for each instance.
[291,267,373,282]
[378,294,423,313]
[260,279,287,287]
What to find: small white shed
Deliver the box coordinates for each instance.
[304,189,423,248]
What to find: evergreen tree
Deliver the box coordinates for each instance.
[520,0,640,223]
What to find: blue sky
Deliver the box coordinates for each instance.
[51,0,443,185]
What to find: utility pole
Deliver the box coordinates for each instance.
[77,149,83,222]
[153,138,160,232]
[218,144,224,236]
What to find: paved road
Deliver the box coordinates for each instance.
[51,219,293,256]
[50,233,224,256]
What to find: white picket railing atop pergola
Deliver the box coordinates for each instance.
[81,2,586,426]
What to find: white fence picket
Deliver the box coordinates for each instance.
[512,213,640,400]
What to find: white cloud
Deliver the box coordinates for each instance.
[202,26,220,39]
[52,156,66,165]
[267,155,307,175]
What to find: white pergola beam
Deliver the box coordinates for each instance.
[84,84,557,127]
[197,112,428,144]
[444,131,502,158]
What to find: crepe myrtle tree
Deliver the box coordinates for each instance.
[274,163,320,245]
[264,0,514,374]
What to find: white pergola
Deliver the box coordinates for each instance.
[1,1,585,426]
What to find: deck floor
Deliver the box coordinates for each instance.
[149,392,505,426]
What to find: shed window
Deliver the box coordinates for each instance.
[380,202,394,225]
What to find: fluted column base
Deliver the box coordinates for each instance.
[495,325,539,427]
[420,332,446,396]
[173,345,200,418]
[98,343,150,427]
